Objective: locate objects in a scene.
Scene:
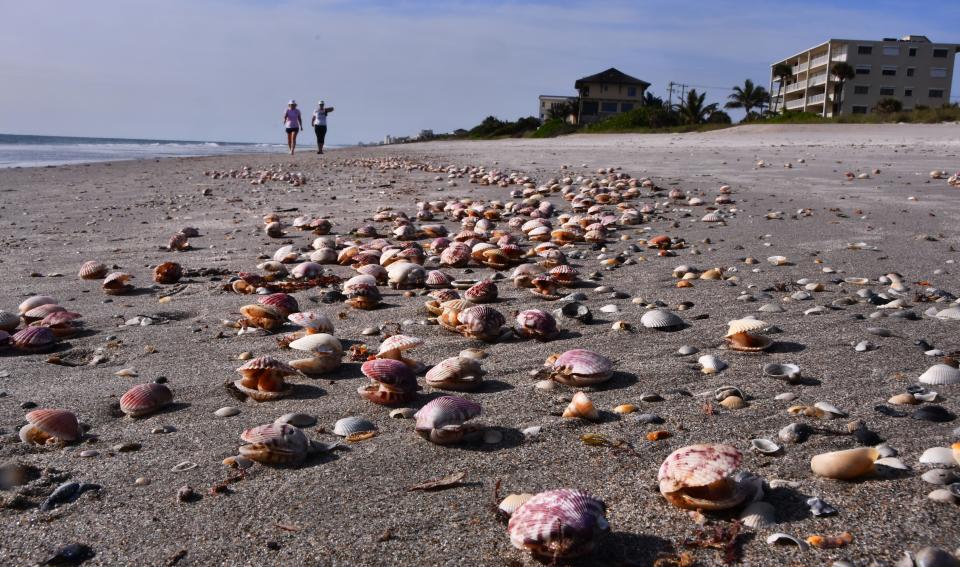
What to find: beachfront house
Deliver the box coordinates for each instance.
[770,35,959,117]
[538,67,651,125]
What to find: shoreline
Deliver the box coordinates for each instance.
[0,123,958,566]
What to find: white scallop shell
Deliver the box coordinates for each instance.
[919,364,960,385]
[738,501,776,529]
[935,307,960,320]
[725,318,768,336]
[333,416,377,437]
[289,333,343,355]
[919,447,956,465]
[640,309,683,329]
[698,354,727,374]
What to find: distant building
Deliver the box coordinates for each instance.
[770,35,959,116]
[538,67,650,125]
[418,129,434,139]
[538,95,578,123]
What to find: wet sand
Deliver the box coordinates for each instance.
[1,123,959,566]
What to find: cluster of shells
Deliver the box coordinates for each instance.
[10,154,960,564]
[203,164,307,186]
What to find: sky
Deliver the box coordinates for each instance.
[1,0,958,145]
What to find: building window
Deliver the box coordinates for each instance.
[883,46,900,56]
[904,88,913,97]
[929,89,944,98]
[908,47,917,57]
[621,103,634,112]
[627,86,637,97]
[855,65,871,75]
[930,67,947,78]
[852,106,869,114]
[857,45,873,55]
[933,48,948,58]
[906,67,915,77]
[879,86,895,96]
[881,66,897,76]
[582,86,590,97]
[601,102,618,112]
[602,85,608,92]
[853,85,869,95]
[581,101,598,115]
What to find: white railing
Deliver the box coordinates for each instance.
[808,72,827,87]
[807,93,826,104]
[785,98,806,110]
[810,55,829,68]
[831,53,847,62]
[793,63,808,74]
[785,82,806,94]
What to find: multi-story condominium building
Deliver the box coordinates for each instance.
[538,67,650,124]
[770,35,958,116]
[538,95,578,123]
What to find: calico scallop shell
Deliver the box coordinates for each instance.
[918,364,960,385]
[20,408,82,444]
[456,305,506,341]
[78,261,108,280]
[425,270,453,289]
[550,349,613,386]
[37,311,82,337]
[333,416,377,437]
[440,243,471,267]
[11,326,56,352]
[239,423,309,464]
[356,263,388,284]
[344,283,381,310]
[425,356,485,391]
[514,309,559,340]
[0,310,19,332]
[153,261,182,284]
[464,280,498,303]
[640,310,684,330]
[377,334,423,362]
[360,359,417,390]
[725,318,768,336]
[119,383,174,417]
[310,248,338,264]
[549,265,578,285]
[18,295,58,315]
[508,489,609,558]
[102,272,134,295]
[658,444,746,510]
[290,262,324,280]
[240,304,284,330]
[562,392,599,421]
[287,333,343,375]
[22,303,65,323]
[414,395,482,444]
[810,447,879,480]
[343,274,378,293]
[287,310,334,333]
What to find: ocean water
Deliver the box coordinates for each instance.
[0,133,287,168]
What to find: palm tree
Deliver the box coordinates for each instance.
[725,79,770,119]
[771,63,792,114]
[674,89,718,124]
[644,92,665,108]
[831,62,855,116]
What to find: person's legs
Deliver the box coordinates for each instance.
[317,125,327,154]
[286,130,294,152]
[290,131,298,155]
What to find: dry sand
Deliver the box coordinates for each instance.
[1,123,959,566]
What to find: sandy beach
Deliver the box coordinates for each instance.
[2,123,960,566]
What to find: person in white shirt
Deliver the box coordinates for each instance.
[282,100,303,155]
[311,101,335,154]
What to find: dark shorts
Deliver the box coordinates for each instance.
[285,127,299,134]
[314,125,327,143]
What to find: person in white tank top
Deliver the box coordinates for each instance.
[282,100,303,155]
[311,100,334,154]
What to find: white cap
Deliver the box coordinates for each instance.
[318,100,324,106]
[288,99,297,105]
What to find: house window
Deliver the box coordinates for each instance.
[627,86,637,97]
[908,47,917,56]
[879,86,895,96]
[906,67,915,77]
[933,48,948,58]
[930,67,947,78]
[855,65,871,75]
[602,85,608,92]
[853,85,869,95]
[621,103,634,112]
[857,45,873,55]
[582,86,590,97]
[883,46,900,56]
[929,89,944,98]
[881,66,897,76]
[581,101,598,115]
[600,102,618,113]
[904,88,913,97]
[852,106,869,114]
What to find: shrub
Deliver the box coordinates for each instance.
[875,98,903,114]
[532,119,579,138]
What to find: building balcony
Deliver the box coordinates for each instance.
[810,54,829,68]
[785,98,806,110]
[793,62,808,74]
[784,82,806,94]
[807,72,827,87]
[807,93,826,105]
[831,53,847,62]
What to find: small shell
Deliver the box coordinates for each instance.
[719,396,747,410]
[918,364,960,386]
[767,255,788,266]
[425,270,453,288]
[152,262,182,284]
[290,262,324,280]
[102,272,134,295]
[640,309,683,329]
[425,357,485,391]
[332,416,377,437]
[464,280,498,303]
[919,447,956,465]
[238,423,309,464]
[751,438,782,455]
[766,533,809,551]
[377,334,423,357]
[21,409,82,444]
[507,489,608,558]
[763,363,801,382]
[0,310,19,332]
[739,501,776,529]
[239,304,284,330]
[514,309,559,340]
[498,493,534,517]
[698,354,727,374]
[119,383,173,417]
[289,333,343,355]
[810,447,879,480]
[78,261,108,280]
[562,392,599,421]
[287,310,334,333]
[725,318,768,337]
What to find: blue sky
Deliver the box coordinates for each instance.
[0,0,957,144]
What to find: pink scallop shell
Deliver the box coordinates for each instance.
[258,293,299,317]
[25,408,82,441]
[360,359,417,390]
[658,443,742,493]
[515,309,559,339]
[508,489,608,557]
[236,355,299,376]
[414,395,481,431]
[12,326,55,351]
[119,383,173,417]
[464,281,498,303]
[78,261,108,280]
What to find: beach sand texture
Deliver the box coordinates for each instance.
[1,123,959,566]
